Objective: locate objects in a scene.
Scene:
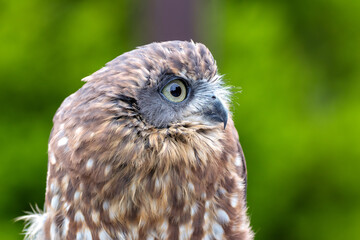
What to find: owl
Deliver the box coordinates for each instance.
[19,41,253,240]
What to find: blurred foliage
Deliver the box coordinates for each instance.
[0,0,359,239]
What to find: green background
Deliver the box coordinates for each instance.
[1,0,359,239]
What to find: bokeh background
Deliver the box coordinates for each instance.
[1,0,360,239]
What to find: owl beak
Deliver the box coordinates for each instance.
[204,98,228,129]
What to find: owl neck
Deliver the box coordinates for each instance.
[45,126,226,220]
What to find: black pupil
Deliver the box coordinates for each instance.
[170,83,182,97]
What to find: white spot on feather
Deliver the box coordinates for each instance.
[212,222,224,239]
[188,182,195,193]
[146,235,155,240]
[205,200,210,209]
[216,209,230,224]
[235,155,242,166]
[158,220,168,238]
[129,224,139,239]
[58,137,68,147]
[179,223,193,240]
[51,195,60,210]
[103,201,109,210]
[74,191,80,201]
[50,181,59,194]
[75,127,83,135]
[63,202,70,212]
[109,204,117,220]
[164,174,170,184]
[50,222,57,239]
[203,234,212,240]
[231,195,238,208]
[154,179,160,191]
[99,230,112,240]
[217,187,225,196]
[191,204,198,216]
[204,212,210,230]
[201,192,206,199]
[92,211,99,224]
[86,159,94,170]
[104,165,111,176]
[50,153,56,165]
[74,211,85,222]
[62,175,69,191]
[76,232,83,240]
[62,218,69,237]
[117,231,127,240]
[84,228,92,240]
[130,183,136,194]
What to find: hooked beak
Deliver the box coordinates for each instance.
[204,97,228,129]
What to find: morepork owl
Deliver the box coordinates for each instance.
[20,41,253,240]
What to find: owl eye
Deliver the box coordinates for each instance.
[161,79,187,103]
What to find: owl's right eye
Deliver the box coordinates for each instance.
[161,79,188,103]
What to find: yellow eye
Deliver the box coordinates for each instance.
[161,79,187,103]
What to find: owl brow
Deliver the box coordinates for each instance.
[115,94,138,106]
[157,73,187,90]
[156,71,171,86]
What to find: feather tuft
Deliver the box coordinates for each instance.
[16,205,46,240]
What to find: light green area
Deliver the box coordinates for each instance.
[1,0,359,239]
[221,1,360,239]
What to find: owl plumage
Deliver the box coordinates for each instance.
[20,41,253,240]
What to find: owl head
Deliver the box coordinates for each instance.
[49,41,232,180]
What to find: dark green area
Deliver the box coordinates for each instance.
[1,0,359,239]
